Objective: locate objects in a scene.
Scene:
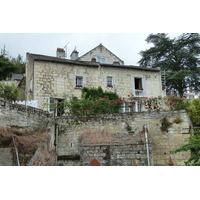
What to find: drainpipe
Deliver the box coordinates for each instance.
[12,136,20,166]
[144,125,150,166]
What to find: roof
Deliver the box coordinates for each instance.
[27,53,160,72]
[77,43,124,64]
[27,53,99,67]
[11,74,24,81]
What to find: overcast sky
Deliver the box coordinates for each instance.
[0,33,181,65]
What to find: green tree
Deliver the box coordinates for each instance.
[0,46,25,80]
[138,33,200,96]
[0,82,20,101]
[0,54,16,80]
[10,54,25,74]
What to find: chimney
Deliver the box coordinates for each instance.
[70,47,79,60]
[56,48,65,59]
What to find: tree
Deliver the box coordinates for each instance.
[138,33,200,96]
[0,46,25,80]
[0,54,16,80]
[0,82,20,101]
[10,54,25,74]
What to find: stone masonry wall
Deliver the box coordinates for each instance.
[26,59,164,111]
[80,141,152,166]
[56,110,191,166]
[0,148,13,166]
[0,98,55,150]
[0,98,51,130]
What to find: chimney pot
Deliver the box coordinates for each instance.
[56,48,65,59]
[70,48,79,60]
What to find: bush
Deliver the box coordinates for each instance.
[0,82,20,101]
[65,87,123,115]
[172,133,200,166]
[185,99,200,126]
[82,86,119,100]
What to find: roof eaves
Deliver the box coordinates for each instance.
[100,63,160,71]
[27,53,99,67]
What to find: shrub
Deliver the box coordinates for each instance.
[0,82,20,101]
[185,99,200,126]
[65,87,123,115]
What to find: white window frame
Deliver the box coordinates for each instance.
[75,76,84,88]
[106,76,113,87]
[132,76,145,97]
[96,56,107,64]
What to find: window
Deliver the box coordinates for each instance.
[49,97,55,112]
[135,78,143,90]
[76,76,83,88]
[96,57,107,64]
[133,77,145,97]
[49,97,65,116]
[107,76,113,87]
[121,102,141,113]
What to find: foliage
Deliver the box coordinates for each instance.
[66,96,123,115]
[82,86,119,100]
[0,47,25,80]
[171,99,200,166]
[0,54,16,80]
[138,33,200,96]
[172,133,200,166]
[10,54,25,74]
[64,87,123,115]
[126,94,187,112]
[0,82,20,101]
[185,99,200,126]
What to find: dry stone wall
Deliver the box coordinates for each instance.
[56,110,191,166]
[0,98,51,130]
[0,96,192,166]
[80,142,152,166]
[0,148,13,166]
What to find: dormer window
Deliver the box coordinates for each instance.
[113,61,120,65]
[96,56,107,64]
[91,57,96,62]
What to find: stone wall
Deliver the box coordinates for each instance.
[26,57,165,111]
[80,140,152,166]
[0,148,13,166]
[0,96,192,166]
[0,98,55,151]
[56,110,191,166]
[0,98,51,130]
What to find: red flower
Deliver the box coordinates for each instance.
[128,105,133,107]
[119,97,123,101]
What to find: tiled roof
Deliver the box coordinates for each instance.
[27,53,160,72]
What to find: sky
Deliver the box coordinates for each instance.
[0,33,181,65]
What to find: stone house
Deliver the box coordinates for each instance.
[26,44,166,114]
